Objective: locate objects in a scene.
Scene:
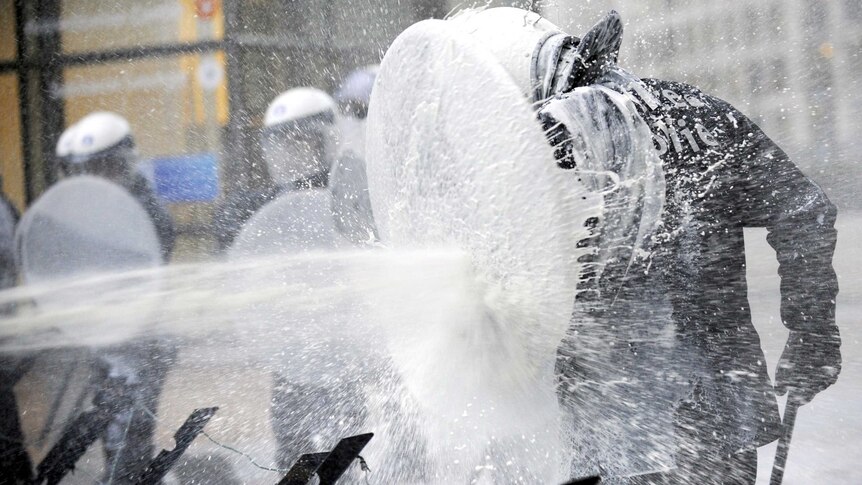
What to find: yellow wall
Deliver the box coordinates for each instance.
[0,75,26,212]
[63,58,194,159]
[3,0,228,210]
[0,1,25,210]
[0,0,16,61]
[62,0,228,159]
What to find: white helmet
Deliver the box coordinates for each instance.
[56,123,78,161]
[65,111,136,183]
[262,87,338,188]
[264,87,337,128]
[335,65,378,119]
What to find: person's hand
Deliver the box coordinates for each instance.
[775,331,841,405]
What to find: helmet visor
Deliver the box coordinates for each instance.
[64,138,135,184]
[261,122,329,187]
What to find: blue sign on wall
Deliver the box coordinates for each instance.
[148,153,220,203]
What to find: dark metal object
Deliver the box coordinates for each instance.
[277,453,329,485]
[136,407,219,485]
[562,466,678,484]
[36,355,80,446]
[222,0,249,197]
[0,40,384,73]
[35,406,118,485]
[277,433,374,485]
[770,398,800,485]
[562,477,601,485]
[0,41,223,73]
[13,0,35,203]
[34,0,63,188]
[316,433,374,484]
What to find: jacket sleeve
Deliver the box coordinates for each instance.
[730,108,839,338]
[147,195,177,262]
[129,175,176,261]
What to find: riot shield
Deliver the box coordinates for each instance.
[17,176,161,285]
[226,188,357,381]
[364,19,605,481]
[229,188,350,257]
[13,175,162,345]
[0,198,17,291]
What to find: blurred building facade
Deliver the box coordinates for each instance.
[1,0,859,240]
[541,0,862,208]
[0,0,447,257]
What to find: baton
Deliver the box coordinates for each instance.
[769,396,800,485]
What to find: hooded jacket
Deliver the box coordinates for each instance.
[640,74,837,442]
[545,10,838,461]
[555,71,838,461]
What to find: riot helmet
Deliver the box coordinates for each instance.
[56,123,78,170]
[66,111,136,185]
[262,87,338,189]
[335,66,377,120]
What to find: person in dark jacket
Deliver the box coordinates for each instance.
[226,87,361,470]
[60,111,176,484]
[0,187,35,485]
[455,8,841,484]
[556,13,839,484]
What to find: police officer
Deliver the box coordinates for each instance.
[331,67,379,246]
[213,87,339,251]
[0,183,34,485]
[227,88,367,469]
[62,112,176,484]
[63,112,175,258]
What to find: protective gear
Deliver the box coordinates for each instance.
[212,185,281,251]
[775,331,842,404]
[228,189,363,469]
[229,189,350,257]
[262,88,338,188]
[65,112,136,184]
[368,18,599,482]
[28,111,176,483]
[330,67,379,245]
[61,112,174,258]
[335,66,377,159]
[214,89,337,251]
[329,153,377,246]
[55,123,78,168]
[335,66,377,119]
[15,176,163,316]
